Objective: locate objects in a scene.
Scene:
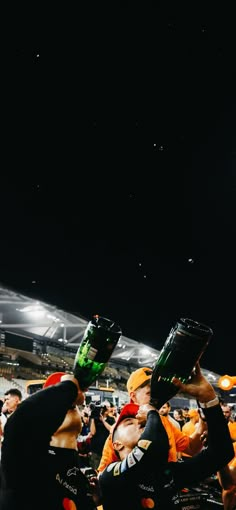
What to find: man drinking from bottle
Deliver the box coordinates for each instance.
[98,363,234,510]
[98,365,207,472]
[0,373,101,510]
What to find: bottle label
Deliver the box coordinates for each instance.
[86,346,98,361]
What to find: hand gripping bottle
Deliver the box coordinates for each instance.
[150,318,213,409]
[73,315,122,390]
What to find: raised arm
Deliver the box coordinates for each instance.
[99,409,169,487]
[2,376,81,447]
[169,364,234,487]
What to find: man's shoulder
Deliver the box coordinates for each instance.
[168,416,181,430]
[160,415,182,433]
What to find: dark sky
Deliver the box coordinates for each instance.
[1,8,236,376]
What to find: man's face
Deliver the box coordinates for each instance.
[221,405,231,422]
[173,410,182,421]
[114,417,144,450]
[3,394,20,414]
[132,382,151,405]
[159,403,170,416]
[82,412,89,425]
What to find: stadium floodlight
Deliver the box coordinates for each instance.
[218,375,236,391]
[141,348,150,355]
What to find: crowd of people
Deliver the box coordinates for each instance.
[0,364,235,510]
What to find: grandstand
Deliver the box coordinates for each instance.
[0,283,235,408]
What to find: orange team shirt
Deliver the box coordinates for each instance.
[228,422,236,442]
[181,421,197,458]
[97,414,190,473]
[229,442,236,469]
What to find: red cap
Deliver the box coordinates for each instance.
[112,403,139,439]
[43,372,65,388]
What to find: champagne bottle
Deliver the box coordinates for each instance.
[73,315,122,390]
[150,318,213,409]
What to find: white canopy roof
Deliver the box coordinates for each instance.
[0,283,221,380]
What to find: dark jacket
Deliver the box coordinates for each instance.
[0,381,96,510]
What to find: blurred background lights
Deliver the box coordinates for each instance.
[218,374,236,390]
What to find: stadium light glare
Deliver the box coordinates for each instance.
[218,375,236,391]
[141,348,150,355]
[17,305,44,313]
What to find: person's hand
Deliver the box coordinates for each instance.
[136,404,158,425]
[171,362,216,403]
[1,402,8,414]
[60,374,85,405]
[90,477,102,506]
[82,469,102,506]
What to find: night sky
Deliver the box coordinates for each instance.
[1,8,236,376]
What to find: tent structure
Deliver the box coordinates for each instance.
[1,282,234,404]
[0,283,164,366]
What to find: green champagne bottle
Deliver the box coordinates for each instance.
[73,315,122,390]
[150,318,213,409]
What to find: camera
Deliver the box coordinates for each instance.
[89,403,107,419]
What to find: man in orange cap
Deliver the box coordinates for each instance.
[0,372,100,510]
[98,366,206,472]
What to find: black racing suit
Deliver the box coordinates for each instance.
[99,405,234,510]
[0,381,96,510]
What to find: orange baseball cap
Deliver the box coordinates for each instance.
[43,372,65,388]
[127,367,152,395]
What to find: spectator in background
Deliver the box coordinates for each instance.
[182,408,199,434]
[2,389,22,419]
[108,404,119,421]
[77,410,92,468]
[81,410,91,436]
[0,389,22,440]
[173,408,186,430]
[159,402,181,429]
[90,403,116,470]
[181,409,201,458]
[221,403,236,442]
[159,402,182,460]
[183,407,190,422]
